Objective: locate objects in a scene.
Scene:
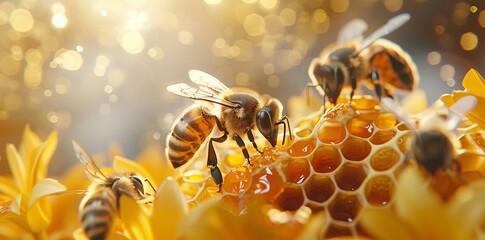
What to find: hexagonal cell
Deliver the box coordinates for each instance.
[370,147,400,171]
[364,175,395,206]
[397,133,412,154]
[250,167,284,202]
[347,117,374,138]
[288,139,316,157]
[334,163,367,191]
[318,120,347,144]
[374,112,397,129]
[341,137,372,161]
[284,158,310,184]
[295,128,312,138]
[325,224,354,239]
[370,129,397,145]
[311,145,342,173]
[274,183,305,211]
[328,193,362,223]
[223,166,252,194]
[397,122,410,131]
[304,174,335,203]
[349,96,379,110]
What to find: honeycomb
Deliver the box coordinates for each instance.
[177,96,412,238]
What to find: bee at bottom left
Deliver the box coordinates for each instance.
[72,141,155,240]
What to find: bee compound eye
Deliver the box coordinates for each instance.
[131,176,145,195]
[256,108,273,137]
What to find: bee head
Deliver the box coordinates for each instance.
[313,64,345,104]
[129,175,145,198]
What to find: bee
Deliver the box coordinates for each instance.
[166,70,292,189]
[381,96,478,174]
[308,13,418,105]
[72,141,154,240]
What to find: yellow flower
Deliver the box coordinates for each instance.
[361,167,485,240]
[0,125,66,239]
[441,69,485,129]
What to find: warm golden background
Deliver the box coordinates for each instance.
[0,0,483,176]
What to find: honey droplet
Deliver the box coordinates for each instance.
[375,113,397,129]
[341,137,372,161]
[251,167,284,202]
[311,145,342,173]
[328,193,362,223]
[284,158,310,184]
[364,175,394,206]
[325,224,353,239]
[304,174,335,203]
[318,120,346,144]
[223,166,251,194]
[370,130,397,145]
[347,117,374,138]
[370,147,400,171]
[274,183,304,211]
[288,139,316,157]
[334,163,367,191]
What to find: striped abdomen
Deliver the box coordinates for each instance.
[80,185,117,240]
[167,106,216,168]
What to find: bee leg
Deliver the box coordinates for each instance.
[276,115,292,145]
[144,178,157,194]
[246,128,263,154]
[233,133,252,166]
[207,132,227,192]
[371,67,383,101]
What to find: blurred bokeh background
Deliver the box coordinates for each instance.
[0,0,483,176]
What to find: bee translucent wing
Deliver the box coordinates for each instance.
[188,69,230,94]
[446,96,478,131]
[72,140,109,184]
[357,13,410,53]
[338,18,368,43]
[381,97,416,129]
[167,83,240,108]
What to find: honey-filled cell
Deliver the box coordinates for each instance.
[250,167,285,202]
[222,166,252,194]
[304,174,335,203]
[349,96,379,110]
[347,117,374,138]
[284,158,311,184]
[334,163,367,191]
[375,112,397,129]
[341,137,372,161]
[288,139,316,157]
[296,128,313,138]
[364,175,395,206]
[370,147,400,171]
[370,129,397,145]
[274,183,305,211]
[328,193,362,223]
[397,133,412,154]
[318,120,347,144]
[311,145,342,173]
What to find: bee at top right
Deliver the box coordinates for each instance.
[308,13,419,105]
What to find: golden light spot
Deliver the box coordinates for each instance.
[330,0,349,13]
[204,0,221,5]
[263,63,275,75]
[427,51,441,65]
[99,103,111,115]
[244,13,265,36]
[25,49,43,66]
[313,9,327,23]
[109,94,118,103]
[51,3,65,13]
[100,10,108,16]
[147,47,164,60]
[236,72,250,86]
[94,65,106,77]
[312,9,330,33]
[279,8,296,27]
[76,45,84,52]
[214,38,226,49]
[96,55,110,66]
[24,65,42,89]
[152,132,162,140]
[259,0,278,10]
[178,30,194,45]
[383,0,403,12]
[52,13,67,28]
[107,69,126,87]
[446,78,456,87]
[11,45,23,61]
[460,32,478,51]
[234,39,253,62]
[470,6,478,13]
[119,31,145,54]
[268,75,280,88]
[44,89,53,97]
[9,8,34,32]
[434,25,445,35]
[104,85,113,94]
[47,112,59,123]
[3,93,21,111]
[480,11,485,28]
[452,2,470,26]
[58,49,83,71]
[0,55,20,75]
[55,83,67,94]
[440,64,455,81]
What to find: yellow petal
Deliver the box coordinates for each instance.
[113,156,156,195]
[27,178,66,208]
[360,207,415,240]
[32,131,58,182]
[10,195,22,215]
[73,228,89,240]
[19,125,42,168]
[0,175,20,198]
[27,197,50,233]
[6,144,27,193]
[462,68,485,97]
[152,177,188,239]
[119,195,153,240]
[394,168,449,239]
[137,145,174,185]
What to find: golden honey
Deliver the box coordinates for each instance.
[374,113,398,129]
[341,137,372,161]
[347,117,374,138]
[370,129,397,145]
[274,183,305,211]
[288,139,316,157]
[318,120,347,144]
[311,145,342,173]
[284,158,310,184]
[370,147,400,171]
[303,174,335,203]
[364,175,395,206]
[334,163,367,191]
